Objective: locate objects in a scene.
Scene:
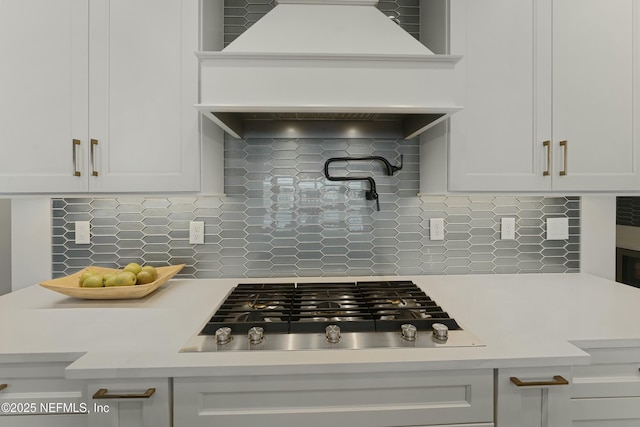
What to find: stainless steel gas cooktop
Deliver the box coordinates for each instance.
[180,280,484,352]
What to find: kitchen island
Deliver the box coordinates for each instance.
[1,273,639,426]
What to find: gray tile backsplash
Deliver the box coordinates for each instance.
[52,137,580,279]
[50,0,580,279]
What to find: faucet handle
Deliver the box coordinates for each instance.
[390,154,404,174]
[365,189,380,211]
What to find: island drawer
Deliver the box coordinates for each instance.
[495,366,572,427]
[571,346,640,398]
[0,361,87,424]
[85,378,171,427]
[174,369,494,427]
[571,346,640,426]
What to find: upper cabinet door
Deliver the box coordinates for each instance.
[552,0,640,191]
[0,0,89,193]
[88,0,200,192]
[447,0,552,191]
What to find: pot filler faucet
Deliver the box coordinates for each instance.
[323,155,403,211]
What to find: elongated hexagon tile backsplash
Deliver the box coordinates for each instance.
[51,0,580,279]
[52,137,580,279]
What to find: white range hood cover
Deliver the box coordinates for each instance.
[197,0,462,139]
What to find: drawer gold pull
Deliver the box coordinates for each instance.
[510,375,569,387]
[72,139,81,177]
[543,140,551,176]
[93,388,155,399]
[0,384,7,392]
[559,140,568,176]
[90,139,99,177]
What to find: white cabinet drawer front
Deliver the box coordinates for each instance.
[571,396,640,426]
[0,413,87,427]
[0,377,86,416]
[496,367,572,427]
[572,347,640,398]
[572,364,640,398]
[174,370,493,427]
[86,378,171,427]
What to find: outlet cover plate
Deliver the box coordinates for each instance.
[430,218,445,241]
[547,217,569,240]
[501,217,516,240]
[189,221,205,244]
[75,221,90,245]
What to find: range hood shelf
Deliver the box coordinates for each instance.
[198,0,463,140]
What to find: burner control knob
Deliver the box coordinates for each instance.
[432,323,449,341]
[215,327,232,345]
[401,324,417,341]
[248,327,264,345]
[325,325,341,344]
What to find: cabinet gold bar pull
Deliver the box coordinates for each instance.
[92,388,155,399]
[510,375,569,387]
[90,139,99,177]
[559,140,568,176]
[72,139,81,177]
[543,140,551,176]
[0,384,7,392]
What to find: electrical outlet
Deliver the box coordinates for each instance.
[501,217,516,240]
[547,217,569,240]
[430,218,445,241]
[189,221,205,244]
[75,221,90,245]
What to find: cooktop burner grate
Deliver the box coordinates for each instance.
[199,283,294,335]
[290,282,375,333]
[199,280,461,336]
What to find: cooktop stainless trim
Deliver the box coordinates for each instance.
[180,329,485,352]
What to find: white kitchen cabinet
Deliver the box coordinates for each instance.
[551,0,640,191]
[174,369,494,427]
[0,0,200,194]
[495,366,572,427]
[0,0,89,193]
[571,345,640,426]
[0,360,88,427]
[444,0,550,192]
[440,0,640,192]
[86,378,171,427]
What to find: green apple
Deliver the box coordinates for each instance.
[123,262,142,275]
[82,275,104,288]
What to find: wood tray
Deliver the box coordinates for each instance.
[39,264,185,300]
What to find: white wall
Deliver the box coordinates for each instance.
[0,199,10,295]
[581,196,616,280]
[11,198,52,291]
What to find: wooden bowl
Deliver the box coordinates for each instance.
[39,264,185,300]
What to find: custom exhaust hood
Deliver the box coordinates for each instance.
[196,0,462,140]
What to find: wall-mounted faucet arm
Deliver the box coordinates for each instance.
[324,159,381,211]
[325,156,403,176]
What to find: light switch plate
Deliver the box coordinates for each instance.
[546,217,569,240]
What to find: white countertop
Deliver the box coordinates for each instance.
[1,273,639,378]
